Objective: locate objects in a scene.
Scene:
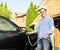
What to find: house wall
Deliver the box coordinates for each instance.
[13,13,26,28]
[43,0,60,17]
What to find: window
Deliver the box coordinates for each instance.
[0,18,16,31]
[54,16,60,30]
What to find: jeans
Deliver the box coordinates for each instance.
[36,38,51,50]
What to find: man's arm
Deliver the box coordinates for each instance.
[48,18,54,34]
[44,18,54,39]
[26,30,38,35]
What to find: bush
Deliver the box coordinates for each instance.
[0,2,11,19]
[26,2,38,31]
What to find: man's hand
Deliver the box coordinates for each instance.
[43,33,50,39]
[26,32,30,35]
[43,34,48,39]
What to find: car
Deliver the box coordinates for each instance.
[0,16,37,50]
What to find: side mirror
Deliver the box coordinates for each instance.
[30,24,35,30]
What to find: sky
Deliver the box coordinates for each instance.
[0,0,43,13]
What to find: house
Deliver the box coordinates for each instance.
[13,12,26,30]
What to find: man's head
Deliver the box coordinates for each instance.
[39,8,47,17]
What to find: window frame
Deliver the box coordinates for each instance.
[0,16,20,32]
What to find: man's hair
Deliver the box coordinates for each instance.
[39,8,47,11]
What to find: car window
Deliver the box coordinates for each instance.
[0,18,17,31]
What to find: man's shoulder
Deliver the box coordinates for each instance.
[39,17,42,21]
[47,16,53,20]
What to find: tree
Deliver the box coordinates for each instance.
[0,2,11,19]
[26,2,38,31]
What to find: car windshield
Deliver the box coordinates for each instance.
[0,17,17,31]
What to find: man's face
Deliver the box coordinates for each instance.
[40,9,47,17]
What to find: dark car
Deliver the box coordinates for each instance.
[0,16,37,50]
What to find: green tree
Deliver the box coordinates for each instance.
[0,2,11,19]
[26,2,38,31]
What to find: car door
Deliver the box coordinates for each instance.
[0,16,21,49]
[0,16,27,50]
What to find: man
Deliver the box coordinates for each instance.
[26,8,54,50]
